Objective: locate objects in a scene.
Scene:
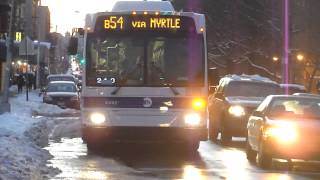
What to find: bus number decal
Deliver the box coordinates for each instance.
[104,16,124,29]
[97,78,102,84]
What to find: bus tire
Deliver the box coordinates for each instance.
[185,141,200,154]
[86,141,103,152]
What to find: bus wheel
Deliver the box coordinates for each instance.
[86,142,103,152]
[184,141,200,154]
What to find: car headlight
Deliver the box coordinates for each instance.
[184,113,201,126]
[44,96,53,101]
[90,113,106,125]
[228,105,245,117]
[264,125,298,143]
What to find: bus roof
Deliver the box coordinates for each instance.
[112,1,175,12]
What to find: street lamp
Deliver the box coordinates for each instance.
[273,56,279,62]
[297,54,304,62]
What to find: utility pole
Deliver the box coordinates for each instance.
[1,0,16,113]
[36,6,41,89]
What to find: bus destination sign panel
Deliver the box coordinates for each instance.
[95,15,196,33]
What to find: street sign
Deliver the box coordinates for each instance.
[15,32,22,42]
[19,36,35,55]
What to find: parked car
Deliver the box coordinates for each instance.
[42,81,80,109]
[293,93,320,98]
[246,95,320,169]
[46,74,78,84]
[280,84,306,94]
[208,74,281,143]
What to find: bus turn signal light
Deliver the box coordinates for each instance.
[192,98,206,110]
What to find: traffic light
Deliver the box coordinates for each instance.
[79,58,86,65]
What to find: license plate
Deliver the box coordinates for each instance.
[57,102,65,106]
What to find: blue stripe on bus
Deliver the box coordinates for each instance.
[83,97,194,108]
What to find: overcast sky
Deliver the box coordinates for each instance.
[42,0,145,34]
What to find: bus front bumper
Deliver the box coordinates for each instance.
[82,126,208,143]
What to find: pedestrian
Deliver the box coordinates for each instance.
[27,73,33,91]
[33,74,37,90]
[17,73,24,93]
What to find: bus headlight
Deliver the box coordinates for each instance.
[228,105,245,117]
[264,125,298,143]
[184,113,201,126]
[90,113,106,125]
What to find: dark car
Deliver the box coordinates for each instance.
[208,74,281,143]
[43,81,80,109]
[246,95,320,169]
[280,84,307,94]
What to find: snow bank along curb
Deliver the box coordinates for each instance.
[0,91,68,179]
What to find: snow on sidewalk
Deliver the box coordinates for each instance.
[0,90,75,179]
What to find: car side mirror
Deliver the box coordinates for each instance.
[41,87,47,92]
[209,86,217,94]
[252,111,263,117]
[215,92,224,99]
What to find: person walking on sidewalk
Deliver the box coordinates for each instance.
[17,73,24,93]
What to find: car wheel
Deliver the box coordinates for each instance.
[209,114,219,141]
[246,139,257,163]
[257,141,272,169]
[220,124,232,144]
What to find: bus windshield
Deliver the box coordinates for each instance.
[86,34,204,87]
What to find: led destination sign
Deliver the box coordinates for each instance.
[104,16,181,30]
[95,15,196,33]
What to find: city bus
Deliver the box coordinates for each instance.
[75,1,208,152]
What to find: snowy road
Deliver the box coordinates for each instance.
[45,116,320,180]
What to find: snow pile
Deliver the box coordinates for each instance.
[9,90,78,117]
[0,91,64,179]
[0,131,59,179]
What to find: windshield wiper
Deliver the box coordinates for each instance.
[152,64,179,96]
[169,86,180,96]
[111,86,121,95]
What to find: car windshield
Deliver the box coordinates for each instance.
[225,81,280,97]
[47,83,76,92]
[86,34,204,87]
[48,76,75,82]
[268,97,320,119]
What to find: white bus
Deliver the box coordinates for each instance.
[76,1,208,152]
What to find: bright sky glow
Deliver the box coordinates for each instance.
[42,0,144,34]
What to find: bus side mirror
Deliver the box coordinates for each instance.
[68,37,78,55]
